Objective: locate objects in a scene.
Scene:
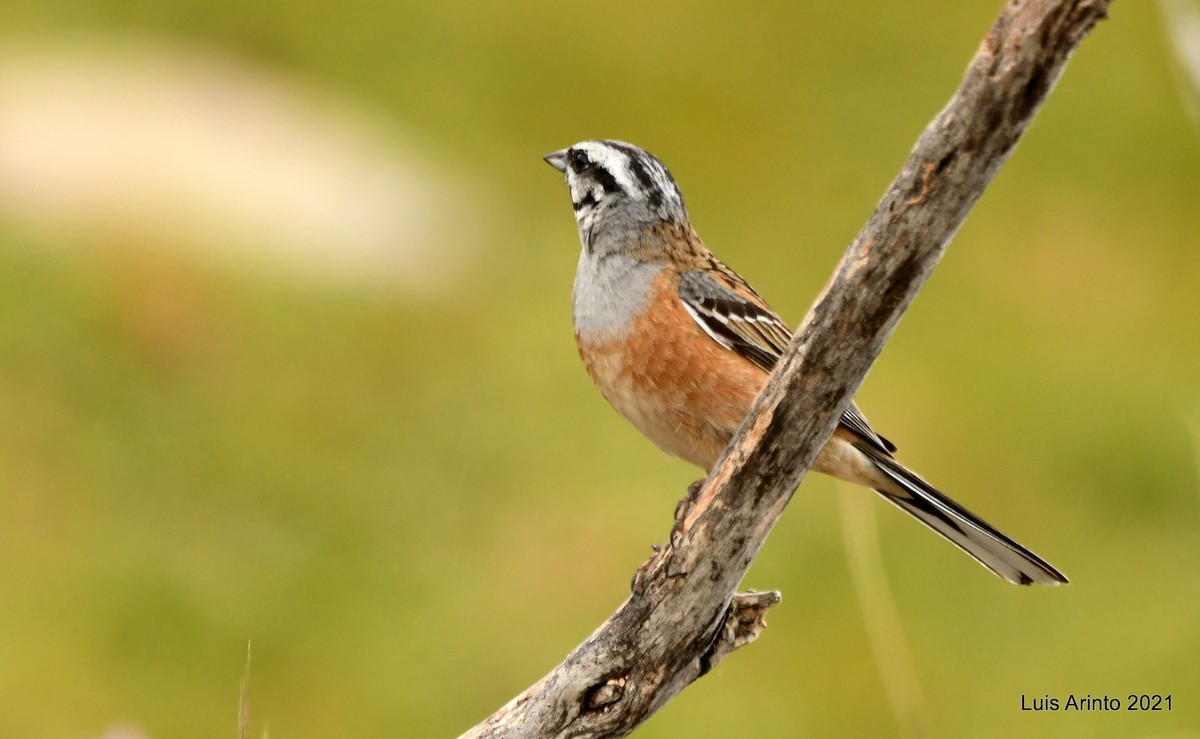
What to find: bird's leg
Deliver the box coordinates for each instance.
[671,479,705,540]
[633,480,704,597]
[630,543,660,598]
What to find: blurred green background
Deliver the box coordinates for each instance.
[0,0,1198,737]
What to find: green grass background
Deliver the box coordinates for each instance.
[1,1,1199,736]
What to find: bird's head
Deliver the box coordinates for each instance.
[544,140,687,253]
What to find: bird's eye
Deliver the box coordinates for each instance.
[568,149,590,173]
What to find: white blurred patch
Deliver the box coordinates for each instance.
[1161,0,1200,131]
[90,725,147,739]
[0,37,476,292]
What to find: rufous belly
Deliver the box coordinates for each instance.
[575,272,767,470]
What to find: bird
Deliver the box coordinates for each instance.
[544,139,1067,586]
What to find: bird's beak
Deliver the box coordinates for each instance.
[543,149,567,173]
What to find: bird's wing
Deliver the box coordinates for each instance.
[677,269,895,456]
[842,400,897,454]
[677,269,790,373]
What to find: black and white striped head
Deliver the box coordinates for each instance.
[544,140,687,251]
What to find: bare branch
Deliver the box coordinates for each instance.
[463,1,1111,736]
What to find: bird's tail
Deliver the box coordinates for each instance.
[863,449,1068,586]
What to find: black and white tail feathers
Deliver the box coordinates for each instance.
[861,446,1068,586]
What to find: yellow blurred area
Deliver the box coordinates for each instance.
[0,1,1197,737]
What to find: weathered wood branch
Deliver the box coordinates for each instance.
[463,1,1111,736]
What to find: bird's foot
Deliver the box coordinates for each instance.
[631,543,661,598]
[671,479,705,541]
